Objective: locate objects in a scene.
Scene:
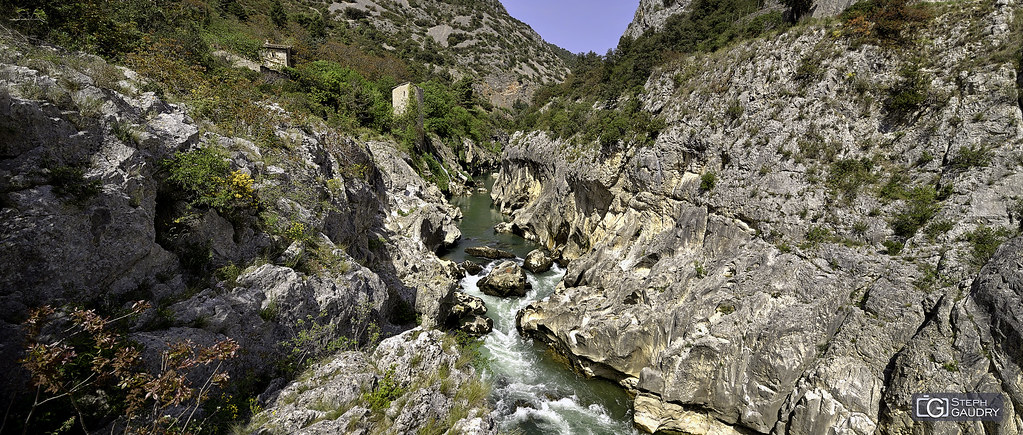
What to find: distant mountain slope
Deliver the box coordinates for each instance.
[327,0,570,107]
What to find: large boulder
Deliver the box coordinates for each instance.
[464,246,516,260]
[478,261,530,297]
[442,291,493,335]
[461,260,484,275]
[523,249,554,274]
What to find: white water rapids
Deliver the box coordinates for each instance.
[444,177,637,434]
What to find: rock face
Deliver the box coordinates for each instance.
[522,249,554,274]
[252,328,495,434]
[498,1,1023,433]
[478,261,530,297]
[441,291,493,336]
[464,246,516,260]
[623,0,694,40]
[624,0,859,40]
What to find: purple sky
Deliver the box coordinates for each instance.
[499,0,638,55]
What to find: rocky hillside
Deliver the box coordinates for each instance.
[495,0,1023,433]
[0,30,486,433]
[624,0,867,40]
[325,0,569,106]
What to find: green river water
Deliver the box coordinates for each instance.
[442,176,637,435]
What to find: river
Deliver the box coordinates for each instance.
[443,176,637,435]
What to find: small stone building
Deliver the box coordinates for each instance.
[260,42,293,72]
[392,82,424,117]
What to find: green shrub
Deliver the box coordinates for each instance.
[291,61,394,132]
[923,219,953,241]
[725,100,744,121]
[215,263,243,289]
[804,225,833,248]
[827,158,875,202]
[964,225,1013,267]
[890,185,940,239]
[949,145,992,170]
[270,0,288,28]
[164,146,258,213]
[700,172,717,192]
[913,263,941,292]
[362,365,406,415]
[883,239,904,255]
[878,172,911,202]
[47,165,101,201]
[884,65,929,122]
[421,153,450,193]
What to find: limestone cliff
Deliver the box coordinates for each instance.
[495,0,1023,433]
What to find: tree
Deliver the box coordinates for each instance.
[270,0,287,28]
[783,0,814,22]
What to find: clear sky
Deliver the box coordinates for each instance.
[499,0,638,55]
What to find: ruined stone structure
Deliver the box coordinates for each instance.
[259,42,293,72]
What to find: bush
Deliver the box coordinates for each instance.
[700,172,717,192]
[890,185,939,239]
[883,239,904,255]
[18,302,239,433]
[3,0,149,57]
[884,65,929,122]
[291,61,394,132]
[164,146,258,214]
[949,145,992,170]
[47,165,101,201]
[964,225,1013,267]
[827,158,875,203]
[842,0,932,47]
[362,365,406,415]
[804,225,833,248]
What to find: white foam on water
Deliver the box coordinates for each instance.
[456,257,636,434]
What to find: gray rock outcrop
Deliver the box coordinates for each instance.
[0,37,468,428]
[251,328,495,434]
[624,0,694,40]
[478,261,530,297]
[624,0,860,41]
